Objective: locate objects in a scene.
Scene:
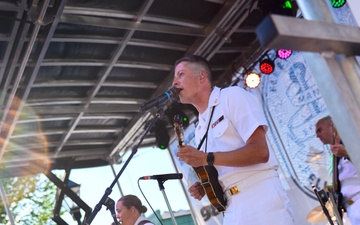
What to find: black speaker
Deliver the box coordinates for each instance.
[154,120,170,149]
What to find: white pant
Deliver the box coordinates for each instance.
[223,175,294,225]
[346,199,360,225]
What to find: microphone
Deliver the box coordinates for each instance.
[140,86,180,112]
[139,173,183,181]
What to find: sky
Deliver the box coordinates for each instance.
[57,146,190,225]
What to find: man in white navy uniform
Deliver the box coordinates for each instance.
[316,116,360,225]
[173,55,294,225]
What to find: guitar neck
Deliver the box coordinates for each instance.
[332,155,340,191]
[174,115,184,147]
[173,114,227,212]
[331,124,340,192]
[178,139,183,147]
[175,127,184,147]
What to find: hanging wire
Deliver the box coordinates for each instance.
[137,179,164,225]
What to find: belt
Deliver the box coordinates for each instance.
[225,170,278,199]
[343,191,360,208]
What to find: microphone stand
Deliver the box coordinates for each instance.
[328,190,343,225]
[84,107,166,225]
[156,179,178,225]
[103,197,118,225]
[312,185,334,225]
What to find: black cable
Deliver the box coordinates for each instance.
[137,179,164,225]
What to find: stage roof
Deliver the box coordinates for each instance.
[0,0,297,178]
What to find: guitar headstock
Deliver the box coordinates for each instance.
[173,114,184,147]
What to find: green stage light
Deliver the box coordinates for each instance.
[258,0,298,17]
[330,0,346,8]
[166,107,190,128]
[283,0,293,9]
[182,114,188,123]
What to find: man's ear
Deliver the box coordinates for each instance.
[199,71,206,80]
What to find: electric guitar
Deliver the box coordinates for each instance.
[174,114,227,213]
[331,123,343,218]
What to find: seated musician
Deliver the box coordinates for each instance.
[316,116,360,224]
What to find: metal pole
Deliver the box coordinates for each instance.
[0,182,15,225]
[157,180,178,225]
[110,164,124,197]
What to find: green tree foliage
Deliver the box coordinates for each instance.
[0,174,57,225]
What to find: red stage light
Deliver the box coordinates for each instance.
[259,59,275,74]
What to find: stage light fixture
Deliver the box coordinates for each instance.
[178,112,189,127]
[258,0,298,17]
[245,72,261,88]
[259,59,275,74]
[171,111,189,128]
[283,0,293,9]
[154,120,170,149]
[165,103,190,129]
[330,0,346,8]
[277,49,292,59]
